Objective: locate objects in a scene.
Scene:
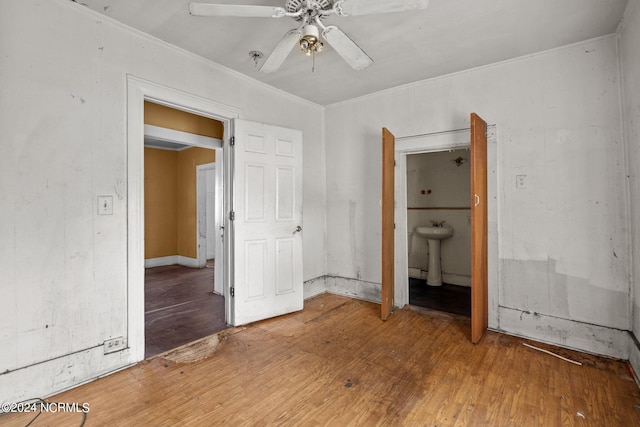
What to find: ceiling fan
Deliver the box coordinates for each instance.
[189,0,430,73]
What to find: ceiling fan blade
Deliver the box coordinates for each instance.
[321,26,372,71]
[336,0,430,16]
[260,29,303,73]
[189,3,286,18]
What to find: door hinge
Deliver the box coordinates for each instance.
[230,287,235,298]
[230,136,235,146]
[229,211,235,221]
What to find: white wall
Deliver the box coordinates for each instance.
[407,151,471,282]
[325,35,630,358]
[619,0,640,375]
[0,0,325,402]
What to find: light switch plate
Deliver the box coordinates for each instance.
[516,175,527,189]
[98,196,113,215]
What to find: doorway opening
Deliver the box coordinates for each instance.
[127,75,242,362]
[406,149,472,317]
[387,117,496,343]
[143,101,226,358]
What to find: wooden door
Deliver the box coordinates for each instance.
[232,119,304,325]
[381,128,395,320]
[470,113,488,343]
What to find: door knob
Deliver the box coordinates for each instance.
[294,226,303,234]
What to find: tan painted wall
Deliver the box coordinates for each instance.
[144,101,224,139]
[144,148,178,259]
[144,147,215,260]
[177,147,215,259]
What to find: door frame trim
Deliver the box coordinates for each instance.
[126,75,240,362]
[392,126,498,329]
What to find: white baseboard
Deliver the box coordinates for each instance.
[0,345,132,405]
[304,276,327,299]
[408,268,470,286]
[145,256,178,268]
[145,256,200,268]
[178,256,200,268]
[325,276,381,304]
[497,305,629,359]
[442,273,471,287]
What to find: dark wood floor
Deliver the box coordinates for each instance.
[6,294,639,426]
[145,260,227,358]
[409,277,471,317]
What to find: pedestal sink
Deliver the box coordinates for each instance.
[415,223,453,286]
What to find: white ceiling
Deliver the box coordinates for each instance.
[77,0,629,105]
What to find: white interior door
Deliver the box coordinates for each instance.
[197,162,216,269]
[205,167,216,259]
[231,119,303,325]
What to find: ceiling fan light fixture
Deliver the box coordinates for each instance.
[299,24,323,55]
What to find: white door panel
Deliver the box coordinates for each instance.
[232,119,303,325]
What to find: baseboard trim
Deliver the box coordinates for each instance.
[408,269,471,287]
[442,273,471,287]
[303,276,327,300]
[144,256,201,268]
[0,345,132,405]
[497,305,629,359]
[325,276,381,304]
[302,275,382,304]
[177,256,200,268]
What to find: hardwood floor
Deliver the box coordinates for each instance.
[3,294,639,426]
[409,278,472,317]
[145,260,227,358]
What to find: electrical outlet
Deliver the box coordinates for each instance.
[104,336,126,354]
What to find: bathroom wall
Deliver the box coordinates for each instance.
[407,151,471,284]
[0,0,325,402]
[619,0,640,376]
[325,34,629,358]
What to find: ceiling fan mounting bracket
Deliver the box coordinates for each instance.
[286,0,332,21]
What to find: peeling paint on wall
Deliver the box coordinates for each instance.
[500,258,629,330]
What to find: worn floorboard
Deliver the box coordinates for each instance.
[3,293,639,426]
[145,260,226,358]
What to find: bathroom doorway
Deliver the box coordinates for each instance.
[386,114,495,343]
[406,150,472,317]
